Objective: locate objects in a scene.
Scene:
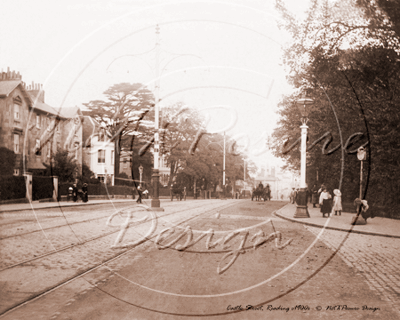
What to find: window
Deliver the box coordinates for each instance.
[13,169,19,176]
[35,139,41,156]
[74,142,79,160]
[98,150,105,163]
[36,115,40,128]
[14,134,19,153]
[111,150,114,165]
[14,104,20,120]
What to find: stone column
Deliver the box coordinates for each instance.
[53,176,58,202]
[23,172,32,202]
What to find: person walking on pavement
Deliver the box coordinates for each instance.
[290,188,296,204]
[311,184,319,208]
[319,187,332,217]
[331,189,342,215]
[82,183,88,203]
[136,185,143,204]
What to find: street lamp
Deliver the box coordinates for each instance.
[138,164,143,187]
[294,94,314,218]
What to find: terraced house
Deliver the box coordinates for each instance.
[0,68,83,177]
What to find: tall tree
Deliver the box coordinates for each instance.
[83,83,155,178]
[274,0,400,217]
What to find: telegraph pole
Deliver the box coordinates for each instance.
[151,24,162,210]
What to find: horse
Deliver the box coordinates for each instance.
[251,186,271,201]
[171,184,184,201]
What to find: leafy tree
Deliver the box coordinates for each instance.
[45,150,78,183]
[83,83,155,177]
[160,103,205,185]
[157,104,249,191]
[273,0,400,217]
[0,147,16,176]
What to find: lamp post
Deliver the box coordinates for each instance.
[139,164,143,187]
[223,131,226,196]
[357,146,366,199]
[150,25,164,211]
[294,95,314,218]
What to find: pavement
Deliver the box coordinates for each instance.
[0,196,175,213]
[275,202,400,238]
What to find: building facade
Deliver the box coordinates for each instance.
[82,116,114,184]
[0,68,83,176]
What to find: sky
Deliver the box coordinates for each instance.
[1,0,311,170]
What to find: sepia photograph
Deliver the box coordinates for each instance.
[0,0,399,319]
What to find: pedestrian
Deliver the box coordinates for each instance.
[136,185,143,204]
[72,184,78,202]
[311,184,319,208]
[290,188,296,204]
[319,187,332,217]
[331,189,342,215]
[183,187,187,201]
[82,183,88,203]
[142,189,149,199]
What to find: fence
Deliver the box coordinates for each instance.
[0,175,26,201]
[59,182,135,198]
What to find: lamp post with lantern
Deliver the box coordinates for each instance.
[294,94,314,218]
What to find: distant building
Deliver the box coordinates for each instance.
[82,116,114,184]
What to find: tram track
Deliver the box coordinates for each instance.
[0,200,240,318]
[0,200,216,241]
[0,201,237,272]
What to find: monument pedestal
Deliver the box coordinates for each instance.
[294,189,310,218]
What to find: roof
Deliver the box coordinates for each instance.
[31,102,61,117]
[0,81,20,97]
[59,106,82,118]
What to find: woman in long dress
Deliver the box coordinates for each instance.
[319,188,332,217]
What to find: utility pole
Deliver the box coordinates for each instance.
[151,24,162,210]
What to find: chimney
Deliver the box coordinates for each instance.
[0,68,23,81]
[27,81,45,103]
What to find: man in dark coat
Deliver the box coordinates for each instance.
[82,183,88,203]
[311,184,319,207]
[136,185,143,204]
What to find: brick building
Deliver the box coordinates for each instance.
[0,68,83,176]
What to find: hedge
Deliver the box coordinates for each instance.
[0,175,26,200]
[32,176,54,200]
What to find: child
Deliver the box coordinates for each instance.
[332,189,342,216]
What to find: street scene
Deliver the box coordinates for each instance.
[1,0,400,319]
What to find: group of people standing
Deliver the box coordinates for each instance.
[311,184,342,217]
[290,184,342,218]
[68,183,88,202]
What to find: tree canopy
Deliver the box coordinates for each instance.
[157,103,251,191]
[83,83,156,176]
[273,0,400,217]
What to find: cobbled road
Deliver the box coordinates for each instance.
[305,226,400,314]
